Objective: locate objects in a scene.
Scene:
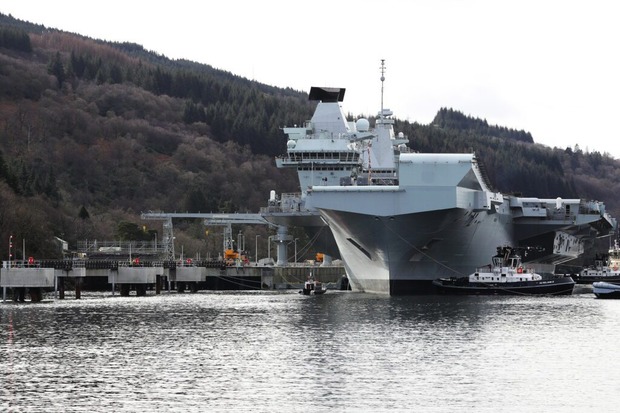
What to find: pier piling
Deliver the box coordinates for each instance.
[75,277,82,299]
[58,276,65,299]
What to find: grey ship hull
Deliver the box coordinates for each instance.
[320,207,512,294]
[318,205,609,295]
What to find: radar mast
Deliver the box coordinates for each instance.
[380,59,386,118]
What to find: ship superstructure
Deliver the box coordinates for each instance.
[274,85,407,201]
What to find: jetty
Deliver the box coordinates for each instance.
[1,209,348,302]
[1,258,346,302]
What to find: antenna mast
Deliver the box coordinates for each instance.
[380,59,386,117]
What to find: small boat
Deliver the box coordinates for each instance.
[593,281,620,299]
[433,246,575,296]
[301,274,327,295]
[574,239,620,284]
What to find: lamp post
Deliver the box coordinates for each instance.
[294,238,298,264]
[8,234,13,268]
[255,235,261,265]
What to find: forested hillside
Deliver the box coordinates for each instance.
[1,13,619,259]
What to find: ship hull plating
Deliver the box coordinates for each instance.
[321,207,514,295]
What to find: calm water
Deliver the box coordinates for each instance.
[1,287,619,412]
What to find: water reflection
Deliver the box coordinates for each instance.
[1,290,619,412]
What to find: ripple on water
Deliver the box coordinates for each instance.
[1,290,620,412]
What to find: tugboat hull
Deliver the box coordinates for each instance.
[433,276,576,296]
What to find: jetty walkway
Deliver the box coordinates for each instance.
[1,259,347,302]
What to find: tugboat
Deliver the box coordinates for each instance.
[433,246,576,295]
[301,273,326,295]
[574,240,620,284]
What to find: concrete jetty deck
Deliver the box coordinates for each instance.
[1,259,347,302]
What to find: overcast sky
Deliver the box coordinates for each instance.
[4,0,620,158]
